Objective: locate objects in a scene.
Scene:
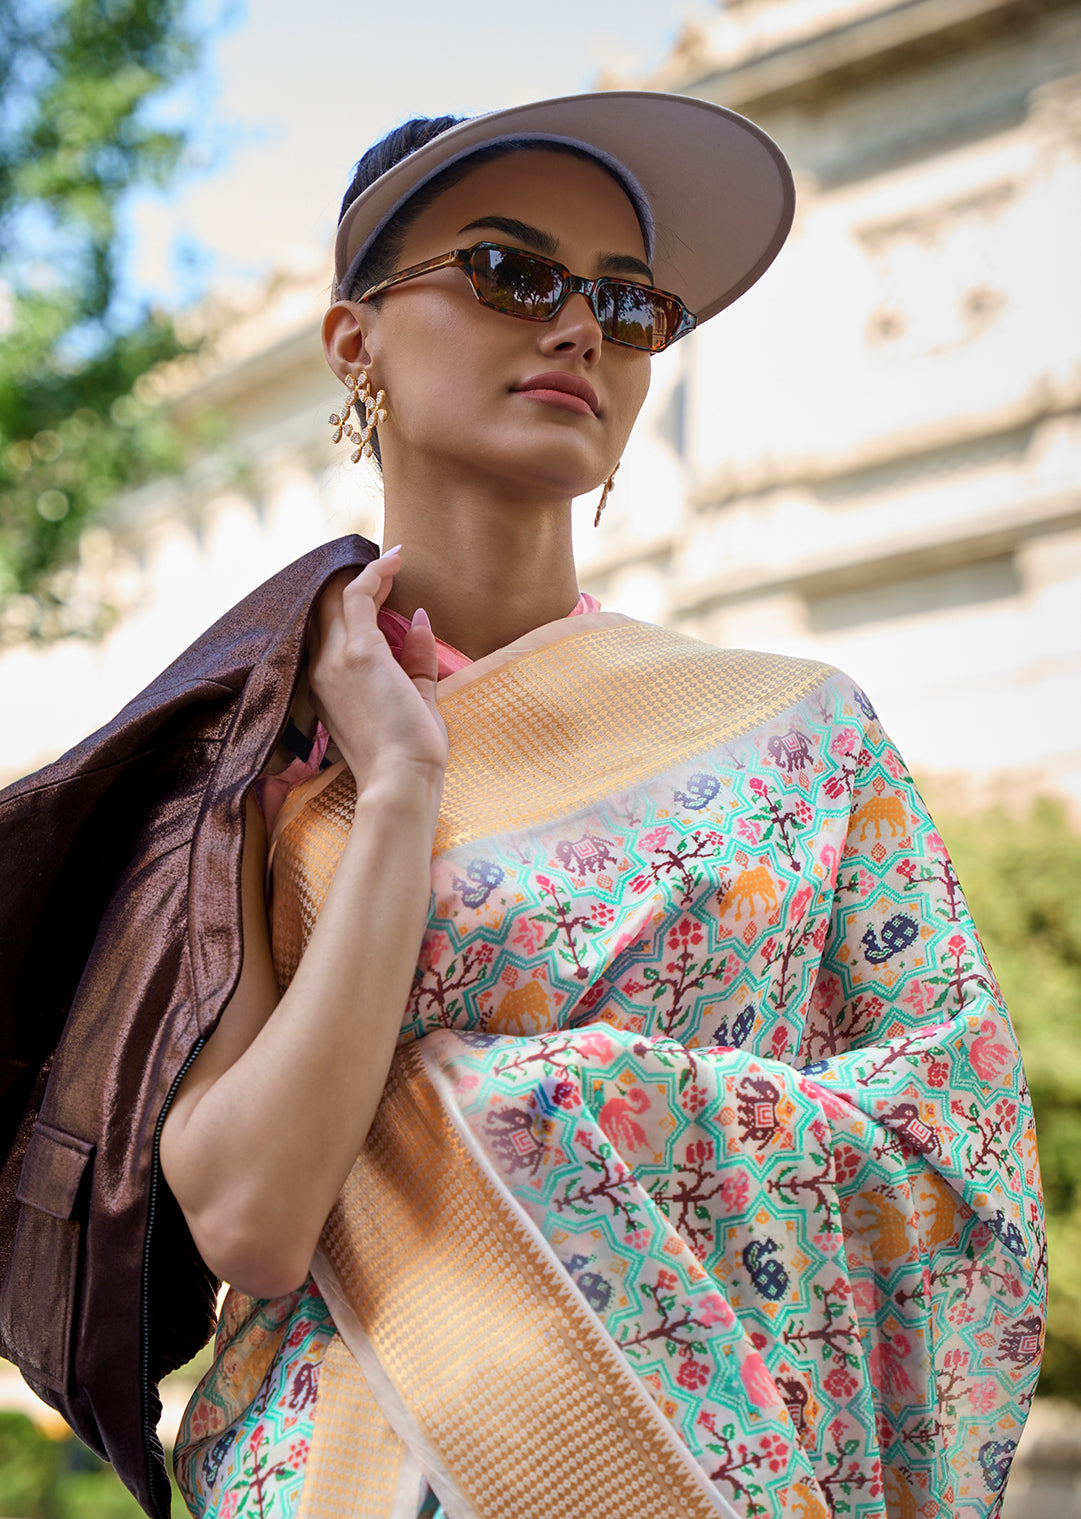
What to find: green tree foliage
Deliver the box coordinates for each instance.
[938,796,1081,1403]
[0,0,201,639]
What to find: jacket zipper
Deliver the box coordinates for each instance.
[140,1036,207,1518]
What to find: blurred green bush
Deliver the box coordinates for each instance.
[938,795,1081,1403]
[0,1408,179,1516]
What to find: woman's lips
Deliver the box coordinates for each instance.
[513,372,599,416]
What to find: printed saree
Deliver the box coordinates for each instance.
[175,612,1045,1519]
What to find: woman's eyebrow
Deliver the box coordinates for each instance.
[457,214,654,282]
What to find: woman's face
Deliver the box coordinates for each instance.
[338,150,654,502]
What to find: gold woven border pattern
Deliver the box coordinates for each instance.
[269,770,356,990]
[297,1334,404,1519]
[434,624,828,853]
[318,1045,728,1519]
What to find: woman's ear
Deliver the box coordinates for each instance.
[322,301,374,383]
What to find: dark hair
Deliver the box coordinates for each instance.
[334,117,650,466]
[337,116,652,302]
[337,116,466,303]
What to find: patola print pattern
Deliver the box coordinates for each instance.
[176,637,1044,1519]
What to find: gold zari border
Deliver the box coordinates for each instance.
[313,1044,728,1519]
[434,622,830,854]
[297,1334,404,1519]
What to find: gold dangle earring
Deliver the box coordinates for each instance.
[594,461,620,527]
[329,371,388,462]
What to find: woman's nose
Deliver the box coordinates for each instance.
[537,292,603,363]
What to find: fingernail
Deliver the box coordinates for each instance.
[411,607,431,630]
[381,543,402,558]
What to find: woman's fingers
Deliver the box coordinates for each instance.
[344,544,401,614]
[398,606,439,694]
[318,543,401,617]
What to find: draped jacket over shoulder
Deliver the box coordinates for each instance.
[0,534,378,1518]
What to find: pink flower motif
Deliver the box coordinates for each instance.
[740,1353,780,1411]
[656,1268,677,1292]
[749,777,768,797]
[720,1172,750,1212]
[969,1379,999,1414]
[948,933,968,954]
[759,1432,790,1473]
[677,1357,711,1391]
[770,1024,791,1059]
[512,918,544,954]
[824,1365,858,1399]
[790,884,813,920]
[536,874,553,891]
[697,1292,735,1329]
[551,1080,580,1110]
[927,1058,950,1089]
[575,1031,617,1061]
[850,1277,877,1314]
[832,1144,861,1185]
[685,1083,709,1114]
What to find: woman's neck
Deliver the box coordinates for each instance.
[379,476,582,662]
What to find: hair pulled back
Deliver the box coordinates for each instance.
[337,116,465,303]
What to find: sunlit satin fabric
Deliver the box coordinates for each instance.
[175,613,1044,1519]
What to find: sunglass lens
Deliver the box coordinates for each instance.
[472,247,562,319]
[597,283,678,352]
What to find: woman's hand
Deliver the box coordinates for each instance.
[308,546,449,797]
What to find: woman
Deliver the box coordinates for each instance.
[157,95,1037,1517]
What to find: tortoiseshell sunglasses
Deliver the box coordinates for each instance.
[357,241,697,354]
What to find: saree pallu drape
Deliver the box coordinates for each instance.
[175,613,1045,1519]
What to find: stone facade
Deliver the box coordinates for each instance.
[591,0,1081,815]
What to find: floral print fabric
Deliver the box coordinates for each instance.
[175,661,1044,1519]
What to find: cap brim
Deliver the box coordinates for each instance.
[334,91,795,323]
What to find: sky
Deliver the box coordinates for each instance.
[126,0,713,310]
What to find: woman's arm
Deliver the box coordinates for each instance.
[160,550,447,1298]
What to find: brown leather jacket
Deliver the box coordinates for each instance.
[0,533,377,1516]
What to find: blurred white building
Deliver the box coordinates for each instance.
[1,0,1079,819]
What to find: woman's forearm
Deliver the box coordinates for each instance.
[161,775,441,1297]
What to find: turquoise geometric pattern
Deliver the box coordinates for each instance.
[176,669,1044,1519]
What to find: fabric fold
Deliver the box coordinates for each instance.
[177,615,1044,1519]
